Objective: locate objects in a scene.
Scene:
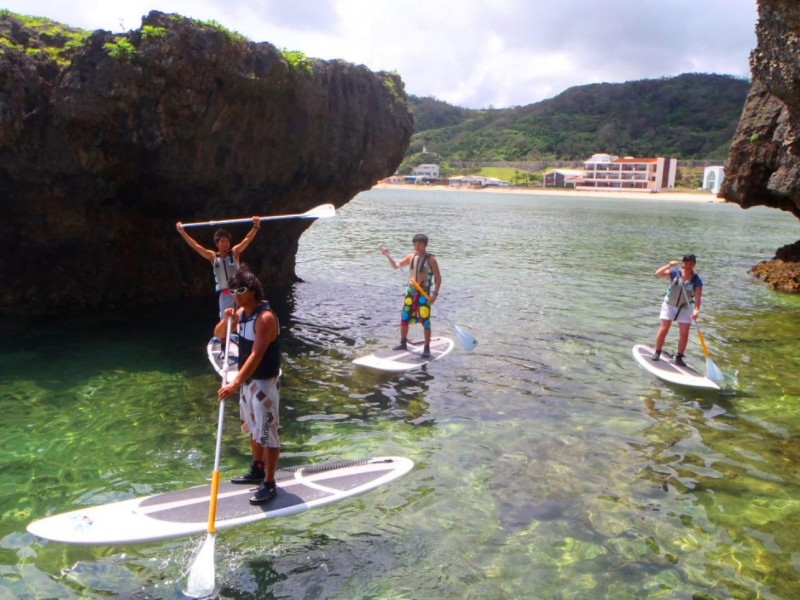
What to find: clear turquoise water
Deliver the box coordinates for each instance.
[2,188,800,599]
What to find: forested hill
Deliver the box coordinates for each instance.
[408,73,750,162]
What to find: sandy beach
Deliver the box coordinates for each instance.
[372,182,725,203]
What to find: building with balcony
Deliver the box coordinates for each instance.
[578,153,677,192]
[413,164,440,179]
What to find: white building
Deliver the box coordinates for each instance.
[702,166,724,194]
[579,154,677,192]
[413,164,440,179]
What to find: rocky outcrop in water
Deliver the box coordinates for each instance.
[721,0,800,292]
[0,11,413,313]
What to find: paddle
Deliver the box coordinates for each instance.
[185,316,233,598]
[677,278,724,384]
[180,203,336,228]
[409,278,478,352]
[693,320,725,384]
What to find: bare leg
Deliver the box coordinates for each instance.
[654,320,672,351]
[265,447,280,482]
[677,322,691,355]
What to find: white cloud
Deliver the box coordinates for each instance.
[3,0,757,108]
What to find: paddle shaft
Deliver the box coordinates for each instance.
[207,317,232,533]
[181,203,334,228]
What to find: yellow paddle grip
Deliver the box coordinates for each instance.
[207,470,221,533]
[696,328,711,358]
[409,279,431,301]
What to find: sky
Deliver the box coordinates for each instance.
[2,0,759,109]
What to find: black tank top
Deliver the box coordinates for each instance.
[237,301,281,379]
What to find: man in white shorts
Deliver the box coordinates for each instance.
[215,268,282,505]
[651,254,703,367]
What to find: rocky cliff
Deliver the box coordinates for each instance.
[721,0,800,292]
[0,11,413,313]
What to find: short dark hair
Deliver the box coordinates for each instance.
[412,233,428,244]
[682,253,697,263]
[228,268,264,302]
[214,228,232,244]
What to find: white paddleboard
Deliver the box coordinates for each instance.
[27,456,413,545]
[207,335,239,384]
[353,336,454,372]
[632,344,720,390]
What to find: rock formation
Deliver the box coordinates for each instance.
[721,0,800,292]
[0,11,413,313]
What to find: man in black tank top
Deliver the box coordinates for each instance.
[215,268,282,505]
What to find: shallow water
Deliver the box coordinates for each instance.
[2,188,800,599]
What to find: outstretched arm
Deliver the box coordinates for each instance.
[232,217,261,259]
[176,222,216,263]
[380,246,412,269]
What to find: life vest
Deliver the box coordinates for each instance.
[410,253,434,294]
[664,269,701,308]
[237,301,281,380]
[213,252,239,292]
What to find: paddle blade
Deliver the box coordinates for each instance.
[303,203,335,219]
[453,324,478,352]
[706,357,725,384]
[184,533,216,598]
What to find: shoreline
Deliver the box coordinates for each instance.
[371,182,725,203]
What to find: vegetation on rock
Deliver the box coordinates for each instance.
[409,73,750,163]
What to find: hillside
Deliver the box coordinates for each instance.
[407,73,750,164]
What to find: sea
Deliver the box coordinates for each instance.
[1,187,799,599]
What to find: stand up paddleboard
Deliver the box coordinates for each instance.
[207,335,239,384]
[353,336,454,372]
[632,344,720,390]
[27,456,414,545]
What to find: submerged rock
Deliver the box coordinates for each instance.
[721,0,800,292]
[0,11,413,313]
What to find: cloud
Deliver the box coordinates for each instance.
[3,0,757,108]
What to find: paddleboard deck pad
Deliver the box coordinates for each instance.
[207,335,239,384]
[632,344,720,390]
[27,456,413,545]
[353,336,454,372]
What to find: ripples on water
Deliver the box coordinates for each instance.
[2,188,800,599]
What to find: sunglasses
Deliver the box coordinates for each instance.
[229,287,249,295]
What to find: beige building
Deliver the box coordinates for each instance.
[578,153,677,192]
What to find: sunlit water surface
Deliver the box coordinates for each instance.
[2,188,800,599]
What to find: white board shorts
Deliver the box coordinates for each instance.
[239,377,280,448]
[659,302,692,324]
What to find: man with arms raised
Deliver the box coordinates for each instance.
[215,268,282,505]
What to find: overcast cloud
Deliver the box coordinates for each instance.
[2,0,757,108]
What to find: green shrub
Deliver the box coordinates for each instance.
[281,49,312,75]
[104,38,137,61]
[142,25,167,40]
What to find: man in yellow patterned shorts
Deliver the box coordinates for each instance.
[381,234,442,358]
